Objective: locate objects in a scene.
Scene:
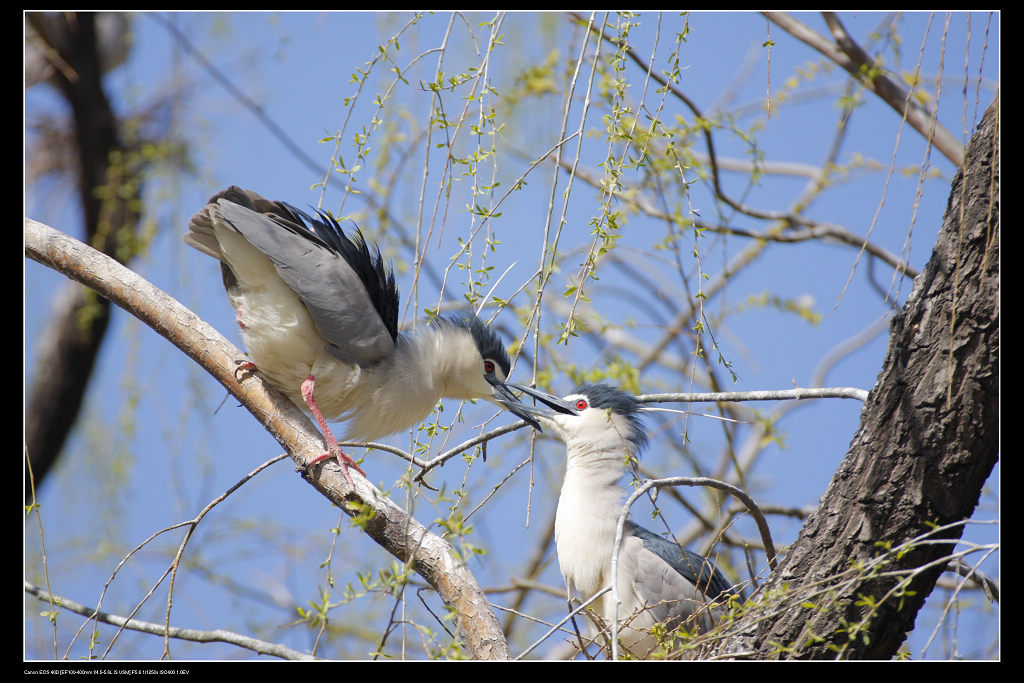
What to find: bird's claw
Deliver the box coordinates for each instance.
[304,450,366,490]
[233,359,258,382]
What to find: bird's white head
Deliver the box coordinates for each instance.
[424,314,541,430]
[507,383,648,459]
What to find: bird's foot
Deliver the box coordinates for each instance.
[300,374,365,489]
[306,449,367,488]
[233,359,258,382]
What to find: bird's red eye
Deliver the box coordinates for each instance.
[484,360,495,374]
[575,399,588,410]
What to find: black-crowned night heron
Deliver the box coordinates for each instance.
[508,383,740,658]
[186,186,536,485]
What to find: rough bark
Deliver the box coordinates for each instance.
[716,100,999,659]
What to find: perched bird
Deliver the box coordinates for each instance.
[508,383,740,658]
[186,186,536,485]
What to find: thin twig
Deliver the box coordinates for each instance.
[25,581,316,661]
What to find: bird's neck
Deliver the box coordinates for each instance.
[559,443,631,520]
[340,334,446,440]
[360,325,473,405]
[409,325,483,398]
[554,444,633,597]
[390,331,446,394]
[343,325,484,440]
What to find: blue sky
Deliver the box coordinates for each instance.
[25,11,999,660]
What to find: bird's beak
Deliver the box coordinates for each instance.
[488,378,544,431]
[500,382,580,428]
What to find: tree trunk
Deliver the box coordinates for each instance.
[717,99,999,659]
[25,13,141,495]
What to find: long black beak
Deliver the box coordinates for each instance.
[489,379,543,431]
[499,382,580,428]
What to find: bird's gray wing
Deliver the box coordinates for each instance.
[198,187,397,366]
[623,521,738,625]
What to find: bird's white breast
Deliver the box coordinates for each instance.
[215,225,363,420]
[554,460,628,598]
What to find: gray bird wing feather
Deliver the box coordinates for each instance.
[620,534,702,627]
[188,190,395,366]
[624,521,737,614]
[184,211,227,261]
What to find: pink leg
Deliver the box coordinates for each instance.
[302,375,366,487]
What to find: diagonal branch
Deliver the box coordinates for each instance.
[764,12,964,167]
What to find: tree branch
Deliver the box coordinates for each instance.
[638,388,869,404]
[24,581,316,661]
[764,12,964,167]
